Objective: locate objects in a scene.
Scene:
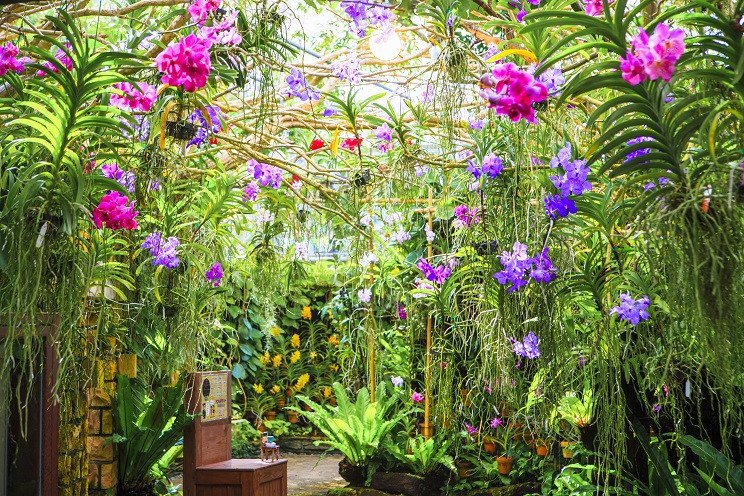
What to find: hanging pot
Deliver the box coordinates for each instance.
[420,422,435,438]
[265,410,277,421]
[509,422,523,440]
[276,398,286,409]
[165,120,198,141]
[285,388,294,397]
[524,432,536,449]
[302,402,313,412]
[329,397,337,406]
[536,439,550,457]
[460,389,470,407]
[287,411,298,424]
[561,441,575,459]
[257,423,266,433]
[496,456,514,475]
[483,440,497,454]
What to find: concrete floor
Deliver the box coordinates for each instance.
[285,454,347,496]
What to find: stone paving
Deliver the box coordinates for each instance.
[286,453,347,496]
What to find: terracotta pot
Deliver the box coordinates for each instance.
[276,398,286,409]
[509,422,523,440]
[561,441,575,459]
[265,410,277,421]
[455,460,473,479]
[285,389,294,397]
[483,440,497,454]
[287,411,298,424]
[460,389,470,407]
[302,402,313,412]
[257,423,266,433]
[524,434,536,449]
[496,456,514,475]
[329,397,337,406]
[420,422,435,438]
[536,439,550,457]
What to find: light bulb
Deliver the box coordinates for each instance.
[370,30,402,61]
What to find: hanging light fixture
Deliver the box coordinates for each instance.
[370,30,402,61]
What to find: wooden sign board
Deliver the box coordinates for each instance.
[183,370,232,496]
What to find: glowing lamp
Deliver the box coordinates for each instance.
[370,30,402,61]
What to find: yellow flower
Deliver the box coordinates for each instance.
[259,352,270,366]
[290,333,300,348]
[290,350,301,364]
[323,386,332,398]
[329,364,339,372]
[302,306,312,320]
[309,351,317,360]
[272,354,282,367]
[252,383,264,394]
[271,326,282,337]
[294,373,310,391]
[328,335,339,346]
[270,385,281,394]
[391,267,400,277]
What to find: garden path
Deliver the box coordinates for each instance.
[286,454,347,495]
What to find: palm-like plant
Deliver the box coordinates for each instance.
[113,374,197,495]
[0,12,141,392]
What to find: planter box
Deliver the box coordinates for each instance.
[279,436,339,454]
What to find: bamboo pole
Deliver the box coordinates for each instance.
[367,204,376,403]
[423,188,434,439]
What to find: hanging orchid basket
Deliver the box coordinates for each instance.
[165,120,198,141]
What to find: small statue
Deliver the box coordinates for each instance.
[260,432,280,462]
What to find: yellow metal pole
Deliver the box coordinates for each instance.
[368,216,376,403]
[423,188,434,438]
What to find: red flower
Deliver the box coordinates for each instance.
[209,137,218,145]
[341,137,362,151]
[310,139,325,150]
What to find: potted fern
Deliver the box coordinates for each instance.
[291,382,409,485]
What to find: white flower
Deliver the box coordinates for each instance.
[358,287,372,303]
[391,376,404,387]
[256,207,274,224]
[360,214,372,227]
[295,241,309,261]
[360,251,378,268]
[391,228,411,244]
[384,211,402,224]
[413,278,434,298]
[425,226,435,243]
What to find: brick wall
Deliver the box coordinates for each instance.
[58,377,90,496]
[87,357,121,495]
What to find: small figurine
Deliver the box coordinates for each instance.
[261,432,280,462]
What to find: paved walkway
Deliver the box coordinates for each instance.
[286,454,347,495]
